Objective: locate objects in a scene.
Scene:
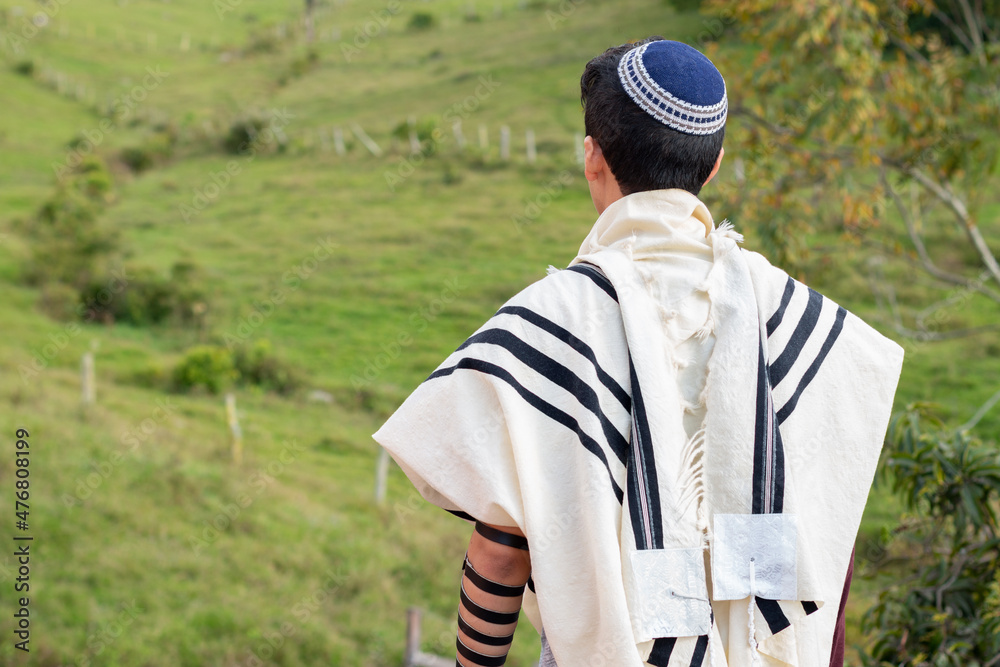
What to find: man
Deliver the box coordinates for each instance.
[374,38,903,666]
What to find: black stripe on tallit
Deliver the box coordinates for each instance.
[446,509,476,522]
[802,600,819,614]
[765,276,796,336]
[647,637,676,666]
[566,263,618,302]
[496,305,631,412]
[755,597,791,635]
[770,423,786,514]
[776,306,847,425]
[751,337,770,515]
[429,358,625,503]
[689,635,709,666]
[458,328,629,465]
[627,355,664,550]
[768,288,823,387]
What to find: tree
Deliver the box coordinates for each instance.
[864,404,1000,665]
[702,0,999,328]
[699,1,1000,661]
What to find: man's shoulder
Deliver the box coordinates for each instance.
[500,264,621,318]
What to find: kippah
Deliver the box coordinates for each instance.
[617,40,727,135]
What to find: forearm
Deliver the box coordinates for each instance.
[456,522,531,667]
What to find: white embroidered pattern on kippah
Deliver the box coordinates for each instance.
[617,42,728,136]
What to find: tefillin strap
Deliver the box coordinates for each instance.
[474,521,529,550]
[456,524,530,667]
[462,556,526,598]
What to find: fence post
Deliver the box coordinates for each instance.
[350,123,383,157]
[452,121,466,151]
[408,116,421,155]
[375,446,390,504]
[334,127,346,155]
[478,124,489,154]
[226,393,243,465]
[81,352,95,408]
[499,125,511,161]
[526,128,536,164]
[404,607,421,667]
[575,132,585,165]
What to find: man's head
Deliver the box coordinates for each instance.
[580,37,727,206]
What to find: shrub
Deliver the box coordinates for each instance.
[172,340,303,395]
[407,12,437,30]
[79,262,208,326]
[222,111,281,155]
[862,404,1000,664]
[390,117,441,155]
[173,346,236,394]
[232,339,303,395]
[119,129,175,173]
[12,59,34,76]
[26,156,119,288]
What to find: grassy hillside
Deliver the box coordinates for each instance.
[0,0,997,665]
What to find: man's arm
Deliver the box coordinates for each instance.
[456,522,531,667]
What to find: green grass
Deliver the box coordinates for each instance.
[0,0,997,664]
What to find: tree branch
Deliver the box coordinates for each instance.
[905,168,1000,288]
[880,171,1000,304]
[960,386,1000,431]
[932,6,977,53]
[886,32,932,67]
[867,258,1000,341]
[953,0,988,65]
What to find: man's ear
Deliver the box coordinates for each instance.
[704,146,724,186]
[584,135,604,183]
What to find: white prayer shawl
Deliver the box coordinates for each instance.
[374,190,903,666]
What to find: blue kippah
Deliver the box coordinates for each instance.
[617,40,727,136]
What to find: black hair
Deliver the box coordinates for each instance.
[580,37,725,196]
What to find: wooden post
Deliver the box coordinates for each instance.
[499,125,511,161]
[374,446,390,504]
[81,352,95,407]
[333,127,346,155]
[403,607,455,667]
[575,132,585,165]
[526,128,536,164]
[404,607,421,667]
[350,123,382,157]
[478,124,489,153]
[408,116,421,155]
[226,393,243,465]
[452,121,466,151]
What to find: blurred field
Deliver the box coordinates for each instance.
[0,0,997,665]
